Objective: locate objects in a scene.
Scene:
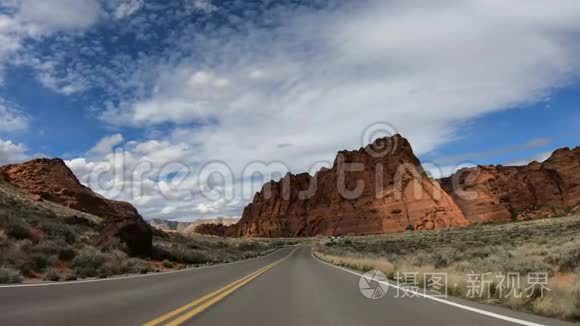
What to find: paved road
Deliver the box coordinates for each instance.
[0,246,572,326]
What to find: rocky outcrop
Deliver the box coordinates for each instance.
[194,223,232,237]
[440,147,580,223]
[230,135,470,237]
[0,158,152,256]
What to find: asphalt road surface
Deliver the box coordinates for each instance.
[0,246,573,326]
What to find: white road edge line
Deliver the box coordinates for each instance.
[0,247,288,289]
[311,249,545,326]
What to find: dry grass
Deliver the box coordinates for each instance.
[315,215,580,321]
[0,177,291,283]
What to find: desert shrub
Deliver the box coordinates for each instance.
[58,247,76,261]
[501,258,552,275]
[33,240,64,256]
[73,248,153,278]
[0,215,33,240]
[72,248,108,278]
[126,258,152,274]
[152,244,211,265]
[238,242,260,251]
[31,253,51,272]
[0,266,23,284]
[64,274,77,281]
[187,242,202,250]
[63,216,96,228]
[98,258,123,277]
[162,260,174,268]
[101,238,128,253]
[555,245,580,272]
[44,268,61,282]
[39,222,77,244]
[0,244,34,277]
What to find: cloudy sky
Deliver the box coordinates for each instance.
[0,0,579,221]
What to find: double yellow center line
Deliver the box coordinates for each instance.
[143,248,297,326]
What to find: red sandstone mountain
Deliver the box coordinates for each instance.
[0,158,152,256]
[194,223,232,237]
[228,135,470,237]
[440,147,580,223]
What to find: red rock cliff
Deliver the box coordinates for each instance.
[440,147,580,222]
[229,135,470,237]
[0,158,152,256]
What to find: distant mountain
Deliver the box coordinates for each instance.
[148,217,239,234]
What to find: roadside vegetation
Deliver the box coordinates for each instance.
[152,233,296,266]
[315,215,580,321]
[0,178,292,284]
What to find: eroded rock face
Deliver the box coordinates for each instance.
[0,158,152,256]
[230,135,470,237]
[440,147,580,222]
[194,223,232,237]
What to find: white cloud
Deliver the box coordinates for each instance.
[0,0,102,85]
[0,139,27,164]
[90,134,124,155]
[506,151,554,166]
[112,0,143,20]
[17,0,101,31]
[190,0,217,14]
[56,0,580,220]
[0,100,28,132]
[65,136,214,219]
[102,0,580,164]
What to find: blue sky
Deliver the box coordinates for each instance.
[0,0,579,220]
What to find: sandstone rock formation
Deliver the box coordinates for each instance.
[194,223,232,237]
[440,147,580,223]
[230,135,470,237]
[0,158,152,256]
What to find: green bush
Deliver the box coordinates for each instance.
[31,253,51,272]
[0,266,23,284]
